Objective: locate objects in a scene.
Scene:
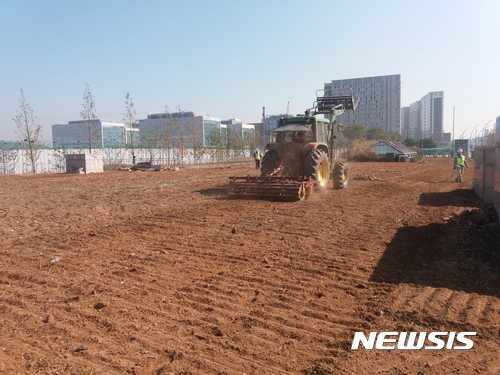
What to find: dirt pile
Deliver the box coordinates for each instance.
[352,174,383,181]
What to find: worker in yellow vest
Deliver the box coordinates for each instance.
[253,148,262,170]
[454,149,469,182]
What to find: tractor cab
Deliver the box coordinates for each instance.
[274,124,312,144]
[271,115,330,150]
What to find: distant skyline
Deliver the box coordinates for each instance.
[1,0,499,142]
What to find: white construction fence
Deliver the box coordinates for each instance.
[0,148,253,175]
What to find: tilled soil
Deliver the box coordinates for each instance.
[0,158,499,375]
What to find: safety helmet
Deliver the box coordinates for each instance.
[458,149,463,153]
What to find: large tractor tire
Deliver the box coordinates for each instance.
[260,150,280,176]
[303,149,330,192]
[332,161,349,189]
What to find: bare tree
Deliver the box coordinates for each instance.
[227,128,243,157]
[207,127,226,166]
[161,105,182,166]
[13,89,43,174]
[185,115,205,165]
[80,83,100,153]
[243,128,256,156]
[144,123,162,164]
[249,129,260,152]
[123,92,138,164]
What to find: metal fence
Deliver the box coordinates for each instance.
[0,139,349,175]
[0,147,254,175]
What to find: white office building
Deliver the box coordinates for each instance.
[221,119,256,147]
[52,120,137,149]
[138,111,222,147]
[324,74,401,134]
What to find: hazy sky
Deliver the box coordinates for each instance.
[1,0,499,141]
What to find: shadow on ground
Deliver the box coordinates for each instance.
[195,187,228,197]
[418,189,481,207]
[369,221,500,298]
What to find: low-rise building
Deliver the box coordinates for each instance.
[52,119,138,149]
[138,111,221,147]
[221,119,255,148]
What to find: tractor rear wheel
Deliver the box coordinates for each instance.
[260,150,280,176]
[303,149,330,192]
[332,161,349,189]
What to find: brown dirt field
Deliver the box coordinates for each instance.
[1,158,499,375]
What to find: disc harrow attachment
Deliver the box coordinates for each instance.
[228,175,313,201]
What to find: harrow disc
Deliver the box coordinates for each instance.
[228,176,313,201]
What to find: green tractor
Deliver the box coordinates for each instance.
[229,90,359,200]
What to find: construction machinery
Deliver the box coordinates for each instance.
[229,89,360,201]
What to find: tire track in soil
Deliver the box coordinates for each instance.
[0,159,499,374]
[122,202,377,374]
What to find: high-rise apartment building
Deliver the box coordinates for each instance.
[401,107,410,139]
[324,74,401,134]
[409,101,422,140]
[420,91,444,139]
[404,91,446,145]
